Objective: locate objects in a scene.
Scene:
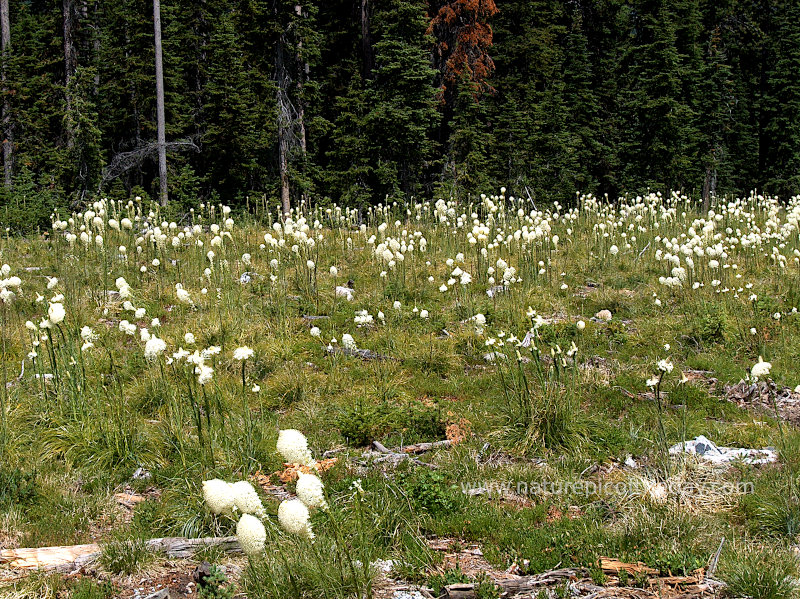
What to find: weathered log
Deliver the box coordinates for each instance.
[599,557,658,575]
[441,568,584,598]
[0,536,240,573]
[397,440,452,454]
[0,543,101,571]
[363,441,438,469]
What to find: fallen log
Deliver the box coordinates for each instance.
[441,568,584,598]
[397,440,452,454]
[599,557,658,575]
[0,543,101,571]
[0,536,240,573]
[364,441,438,469]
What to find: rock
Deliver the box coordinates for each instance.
[669,435,777,465]
[594,309,612,322]
[239,271,260,284]
[192,561,214,587]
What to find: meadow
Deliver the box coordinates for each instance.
[1,191,800,598]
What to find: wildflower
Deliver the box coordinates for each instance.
[48,303,66,324]
[576,320,585,331]
[278,499,314,539]
[196,364,214,385]
[657,359,673,373]
[295,472,328,510]
[420,309,429,319]
[233,346,254,361]
[184,332,196,345]
[176,284,193,305]
[310,326,321,338]
[203,479,235,514]
[342,334,357,351]
[202,346,222,357]
[751,356,772,381]
[144,336,167,360]
[231,480,265,517]
[236,513,267,556]
[276,429,315,467]
[252,384,261,393]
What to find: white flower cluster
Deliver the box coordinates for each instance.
[276,429,327,540]
[751,356,772,381]
[276,429,315,467]
[202,478,266,556]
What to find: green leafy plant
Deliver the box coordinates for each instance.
[198,565,236,599]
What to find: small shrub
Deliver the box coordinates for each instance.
[399,469,457,515]
[689,305,727,345]
[0,467,37,508]
[198,565,235,599]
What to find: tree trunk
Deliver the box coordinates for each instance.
[153,0,168,206]
[63,0,77,148]
[360,0,373,79]
[276,40,291,217]
[1,0,11,188]
[294,4,307,205]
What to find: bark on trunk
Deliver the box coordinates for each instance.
[63,0,77,148]
[276,40,291,217]
[1,0,11,188]
[360,0,373,80]
[153,0,168,206]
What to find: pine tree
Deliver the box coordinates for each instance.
[366,0,439,199]
[763,0,800,196]
[617,0,698,192]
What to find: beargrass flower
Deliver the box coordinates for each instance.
[203,478,235,514]
[278,499,314,539]
[237,513,267,556]
[48,303,65,324]
[144,336,167,360]
[751,356,772,381]
[231,480,265,517]
[295,472,328,510]
[276,429,315,467]
[233,346,254,361]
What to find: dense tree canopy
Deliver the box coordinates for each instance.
[1,0,799,227]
